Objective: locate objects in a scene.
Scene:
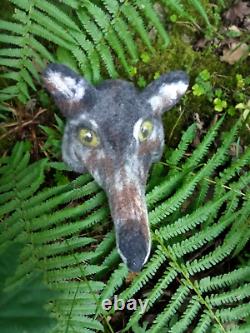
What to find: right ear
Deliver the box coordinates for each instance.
[142,71,189,115]
[42,63,96,118]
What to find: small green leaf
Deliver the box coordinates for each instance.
[192,83,205,96]
[199,69,210,81]
[137,75,147,88]
[215,88,223,98]
[128,66,137,77]
[227,106,236,116]
[170,14,178,22]
[214,98,227,112]
[153,71,160,80]
[140,52,151,64]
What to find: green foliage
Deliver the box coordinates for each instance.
[40,113,64,159]
[0,242,56,333]
[1,119,250,332]
[0,0,212,108]
[192,69,213,99]
[192,69,250,117]
[0,141,106,332]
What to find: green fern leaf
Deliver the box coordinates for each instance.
[35,0,80,31]
[150,285,190,332]
[188,0,211,29]
[99,263,128,312]
[135,0,170,46]
[161,0,195,22]
[121,3,153,52]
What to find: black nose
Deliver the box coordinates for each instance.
[116,221,150,272]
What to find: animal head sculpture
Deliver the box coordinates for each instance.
[42,64,189,272]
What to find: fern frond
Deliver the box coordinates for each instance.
[150,285,190,333]
[188,0,211,29]
[217,303,250,322]
[184,116,224,169]
[35,0,80,31]
[156,194,228,241]
[209,283,250,307]
[170,211,237,258]
[125,267,177,329]
[161,0,195,22]
[92,230,116,259]
[58,0,79,9]
[1,119,249,332]
[170,297,201,333]
[99,263,128,310]
[186,230,242,275]
[1,0,212,105]
[199,266,250,292]
[121,2,153,52]
[135,0,170,46]
[119,248,166,301]
[167,123,197,169]
[147,172,184,208]
[193,312,211,333]
[32,237,96,258]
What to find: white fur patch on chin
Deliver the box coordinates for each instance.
[47,71,85,101]
[149,81,188,111]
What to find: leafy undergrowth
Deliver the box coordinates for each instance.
[0,1,250,332]
[0,242,56,333]
[1,1,249,151]
[0,117,249,333]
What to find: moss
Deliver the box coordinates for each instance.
[126,27,249,147]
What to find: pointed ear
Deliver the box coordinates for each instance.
[42,63,96,118]
[142,71,189,115]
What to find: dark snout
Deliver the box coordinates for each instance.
[117,221,150,272]
[107,181,151,272]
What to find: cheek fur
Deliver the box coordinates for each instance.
[83,151,115,187]
[138,139,161,156]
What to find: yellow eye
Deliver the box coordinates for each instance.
[79,128,100,147]
[138,120,153,142]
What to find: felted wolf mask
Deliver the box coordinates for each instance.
[42,64,189,272]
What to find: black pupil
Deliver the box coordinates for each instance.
[141,126,149,137]
[84,131,93,142]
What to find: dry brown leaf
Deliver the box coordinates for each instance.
[194,37,207,50]
[223,1,250,24]
[228,25,242,35]
[220,42,249,64]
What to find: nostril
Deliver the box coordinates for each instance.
[116,221,150,272]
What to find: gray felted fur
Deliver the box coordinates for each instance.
[42,63,189,272]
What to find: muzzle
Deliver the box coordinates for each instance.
[107,180,151,272]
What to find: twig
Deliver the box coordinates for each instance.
[0,108,47,140]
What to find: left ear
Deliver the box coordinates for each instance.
[42,63,96,118]
[142,71,189,115]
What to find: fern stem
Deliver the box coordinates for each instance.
[64,280,80,333]
[154,234,227,333]
[161,161,248,198]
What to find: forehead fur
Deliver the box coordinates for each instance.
[68,80,149,149]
